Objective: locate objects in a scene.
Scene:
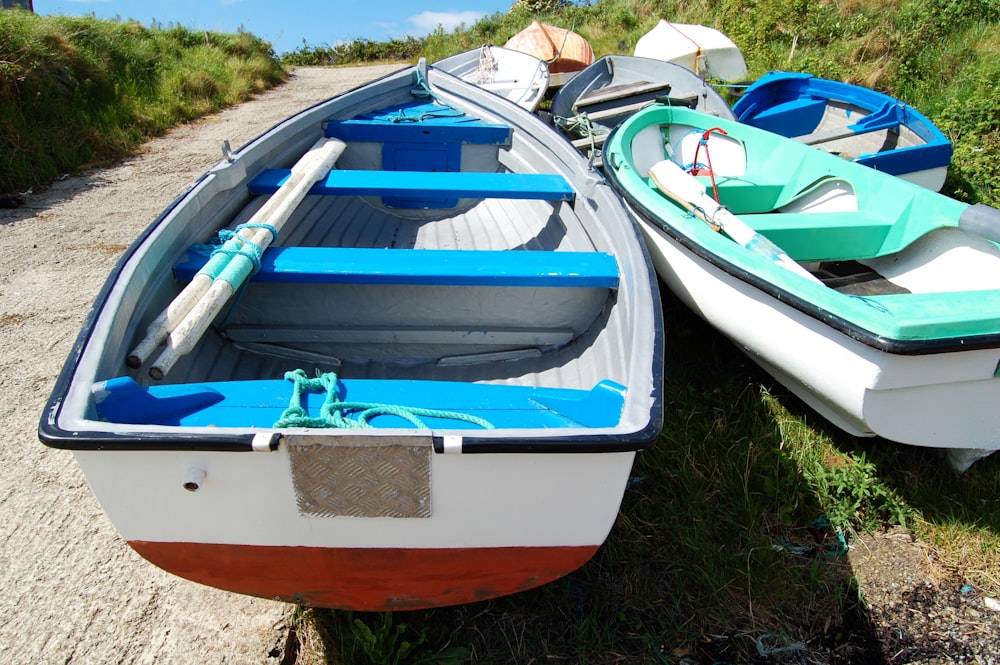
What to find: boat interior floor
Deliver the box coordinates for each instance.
[812,260,911,296]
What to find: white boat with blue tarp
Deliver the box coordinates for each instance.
[39,60,663,611]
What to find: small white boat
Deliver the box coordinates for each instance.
[604,101,1000,472]
[434,45,550,112]
[634,21,747,82]
[551,54,736,163]
[504,20,594,87]
[40,60,664,610]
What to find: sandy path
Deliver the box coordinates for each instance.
[0,64,404,665]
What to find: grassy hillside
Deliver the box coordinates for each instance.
[0,10,285,196]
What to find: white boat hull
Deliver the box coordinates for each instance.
[434,45,550,112]
[634,21,747,82]
[636,213,1000,471]
[74,446,634,608]
[41,61,664,609]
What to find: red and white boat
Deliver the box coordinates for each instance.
[39,61,663,610]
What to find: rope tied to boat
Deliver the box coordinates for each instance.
[476,44,498,84]
[273,369,495,430]
[390,64,466,122]
[200,222,278,281]
[690,127,727,204]
[555,112,607,168]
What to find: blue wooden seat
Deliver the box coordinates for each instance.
[247,169,575,202]
[174,246,619,289]
[93,375,627,430]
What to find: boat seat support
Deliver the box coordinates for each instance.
[743,212,892,261]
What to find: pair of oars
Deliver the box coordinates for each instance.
[127,136,347,380]
[647,158,822,284]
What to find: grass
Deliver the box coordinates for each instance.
[0,10,285,196]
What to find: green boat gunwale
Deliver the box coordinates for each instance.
[603,104,1000,355]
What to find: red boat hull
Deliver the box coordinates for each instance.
[129,540,599,610]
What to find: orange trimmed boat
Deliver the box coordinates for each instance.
[504,20,594,87]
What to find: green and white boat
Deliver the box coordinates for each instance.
[604,102,1000,470]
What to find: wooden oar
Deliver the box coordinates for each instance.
[128,136,346,378]
[648,159,822,283]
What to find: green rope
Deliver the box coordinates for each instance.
[198,222,278,282]
[273,369,495,430]
[555,112,607,168]
[389,63,465,123]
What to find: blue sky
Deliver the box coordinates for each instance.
[35,0,514,55]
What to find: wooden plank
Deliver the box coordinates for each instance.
[174,246,620,288]
[248,169,575,202]
[795,118,900,146]
[574,80,671,109]
[571,135,608,150]
[577,100,657,123]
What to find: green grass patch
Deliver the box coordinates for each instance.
[0,10,285,196]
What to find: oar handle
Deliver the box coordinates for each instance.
[648,159,821,283]
[149,280,235,380]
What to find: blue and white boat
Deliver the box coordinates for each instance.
[39,60,663,611]
[733,71,953,191]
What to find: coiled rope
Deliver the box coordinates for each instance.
[475,44,498,84]
[273,369,495,430]
[555,112,607,168]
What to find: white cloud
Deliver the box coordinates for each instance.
[409,10,485,34]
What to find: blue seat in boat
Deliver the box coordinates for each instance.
[93,375,628,430]
[173,246,619,289]
[247,169,575,202]
[298,107,575,208]
[325,116,513,146]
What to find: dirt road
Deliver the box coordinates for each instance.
[0,65,404,665]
